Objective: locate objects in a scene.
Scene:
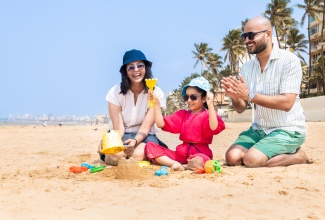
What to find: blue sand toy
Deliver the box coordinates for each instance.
[155,166,168,176]
[81,163,95,169]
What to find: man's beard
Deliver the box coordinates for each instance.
[247,42,267,54]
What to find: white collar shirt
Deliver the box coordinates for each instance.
[106,84,166,134]
[241,46,306,135]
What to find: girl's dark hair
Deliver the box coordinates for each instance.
[119,61,153,95]
[185,86,208,109]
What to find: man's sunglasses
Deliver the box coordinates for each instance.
[127,64,145,72]
[241,30,267,41]
[183,94,201,101]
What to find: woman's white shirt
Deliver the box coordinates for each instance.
[106,85,166,134]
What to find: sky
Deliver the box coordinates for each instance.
[0,0,308,118]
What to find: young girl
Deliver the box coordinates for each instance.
[145,77,225,171]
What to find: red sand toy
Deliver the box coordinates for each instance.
[69,166,88,173]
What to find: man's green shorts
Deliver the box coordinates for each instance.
[232,127,306,158]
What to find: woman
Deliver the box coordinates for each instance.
[99,49,166,165]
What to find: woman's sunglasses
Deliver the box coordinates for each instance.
[241,30,267,41]
[127,64,145,72]
[183,94,201,101]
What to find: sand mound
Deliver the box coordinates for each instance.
[115,157,154,180]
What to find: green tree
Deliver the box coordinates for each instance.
[201,70,219,92]
[300,60,309,97]
[241,18,249,32]
[277,17,298,49]
[286,27,308,63]
[320,0,325,95]
[206,53,223,75]
[192,43,213,74]
[220,29,246,73]
[264,0,293,49]
[310,58,325,95]
[296,0,322,96]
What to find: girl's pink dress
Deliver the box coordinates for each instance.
[145,109,225,164]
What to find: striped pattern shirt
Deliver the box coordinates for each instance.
[241,46,306,135]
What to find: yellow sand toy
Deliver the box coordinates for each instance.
[101,130,125,154]
[145,78,157,108]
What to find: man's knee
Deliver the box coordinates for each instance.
[225,145,246,166]
[243,153,267,168]
[225,151,242,166]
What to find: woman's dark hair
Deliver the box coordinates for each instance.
[119,61,153,95]
[185,86,208,109]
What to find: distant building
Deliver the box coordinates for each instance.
[309,13,325,95]
[96,114,110,124]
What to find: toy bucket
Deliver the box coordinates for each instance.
[204,160,222,173]
[101,130,125,154]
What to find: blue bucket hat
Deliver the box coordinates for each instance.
[181,77,211,96]
[119,49,152,72]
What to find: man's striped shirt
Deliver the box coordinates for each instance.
[241,46,306,135]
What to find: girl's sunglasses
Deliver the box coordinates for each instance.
[241,30,267,41]
[183,94,201,101]
[127,64,145,72]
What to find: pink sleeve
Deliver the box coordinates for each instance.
[202,111,225,136]
[162,110,187,134]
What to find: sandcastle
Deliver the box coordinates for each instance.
[115,157,140,180]
[115,157,154,180]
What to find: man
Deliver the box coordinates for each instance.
[221,16,310,167]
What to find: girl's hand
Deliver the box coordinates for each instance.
[148,90,160,105]
[206,91,214,107]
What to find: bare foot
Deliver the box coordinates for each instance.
[296,148,312,164]
[171,162,185,171]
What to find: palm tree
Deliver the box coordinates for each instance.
[311,58,325,95]
[296,0,322,96]
[241,18,249,32]
[220,29,246,73]
[206,53,223,76]
[300,60,309,97]
[240,18,254,62]
[192,43,213,74]
[201,70,219,91]
[286,27,308,63]
[217,65,233,83]
[276,17,298,49]
[264,0,293,49]
[165,89,183,115]
[320,0,325,95]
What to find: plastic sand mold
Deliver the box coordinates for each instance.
[145,78,157,108]
[155,166,168,176]
[90,166,105,173]
[138,161,150,168]
[69,166,88,173]
[81,162,95,169]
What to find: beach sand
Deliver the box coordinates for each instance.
[0,122,324,219]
